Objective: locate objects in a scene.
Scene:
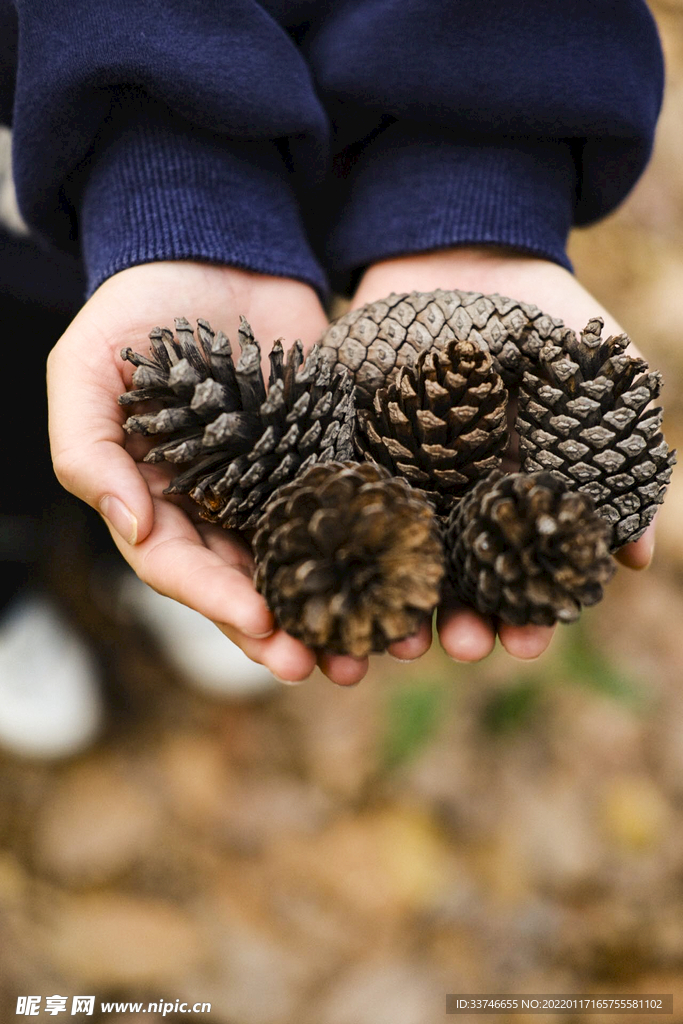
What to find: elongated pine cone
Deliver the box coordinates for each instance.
[320,288,574,405]
[120,317,354,529]
[356,337,508,517]
[517,318,676,548]
[445,470,616,626]
[253,462,445,657]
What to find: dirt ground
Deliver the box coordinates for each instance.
[1,3,683,1022]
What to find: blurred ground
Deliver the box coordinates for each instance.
[1,3,683,1022]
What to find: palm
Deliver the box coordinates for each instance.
[351,248,654,663]
[48,262,376,684]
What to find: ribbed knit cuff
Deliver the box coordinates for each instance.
[326,125,577,290]
[80,108,327,298]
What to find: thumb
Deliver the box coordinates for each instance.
[51,436,155,546]
[47,343,155,544]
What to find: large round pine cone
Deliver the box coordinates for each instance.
[445,470,615,627]
[517,318,677,549]
[356,337,508,517]
[320,288,574,405]
[120,317,355,530]
[253,462,445,657]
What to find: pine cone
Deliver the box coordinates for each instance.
[517,318,677,548]
[253,462,445,657]
[120,317,355,530]
[445,470,615,627]
[320,288,573,405]
[355,337,508,517]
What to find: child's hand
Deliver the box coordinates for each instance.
[352,247,655,664]
[47,261,369,686]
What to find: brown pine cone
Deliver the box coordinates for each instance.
[445,470,615,627]
[355,337,508,517]
[319,288,574,405]
[517,318,677,548]
[253,462,445,657]
[120,317,355,530]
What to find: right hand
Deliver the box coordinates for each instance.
[47,261,369,686]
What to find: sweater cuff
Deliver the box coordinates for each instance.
[80,109,327,298]
[326,125,577,291]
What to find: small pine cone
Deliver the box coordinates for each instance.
[253,462,445,657]
[517,318,677,549]
[445,470,615,627]
[355,337,508,517]
[120,317,355,529]
[319,288,574,405]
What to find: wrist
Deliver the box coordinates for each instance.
[85,261,328,361]
[351,248,632,349]
[353,247,574,310]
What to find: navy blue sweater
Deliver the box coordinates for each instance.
[0,1,664,298]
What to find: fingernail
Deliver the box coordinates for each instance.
[243,627,275,639]
[643,535,655,569]
[632,534,655,571]
[273,674,307,686]
[100,495,138,545]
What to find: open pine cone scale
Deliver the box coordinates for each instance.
[445,470,616,627]
[120,317,355,530]
[355,336,510,517]
[518,317,676,548]
[253,462,445,657]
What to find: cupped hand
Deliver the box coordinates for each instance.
[47,261,369,686]
[351,247,655,664]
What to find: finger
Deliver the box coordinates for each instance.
[54,438,154,545]
[497,622,556,660]
[388,620,433,662]
[110,494,275,638]
[317,653,369,686]
[198,521,255,575]
[200,519,321,681]
[47,346,155,545]
[216,623,317,683]
[437,606,496,662]
[614,520,656,570]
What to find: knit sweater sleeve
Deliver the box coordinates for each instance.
[4,0,330,296]
[1,1,664,299]
[295,0,664,289]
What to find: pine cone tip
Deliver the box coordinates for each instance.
[253,462,445,657]
[446,470,616,627]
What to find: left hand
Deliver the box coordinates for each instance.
[351,247,654,664]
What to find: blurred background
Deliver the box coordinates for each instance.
[1,2,682,1021]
